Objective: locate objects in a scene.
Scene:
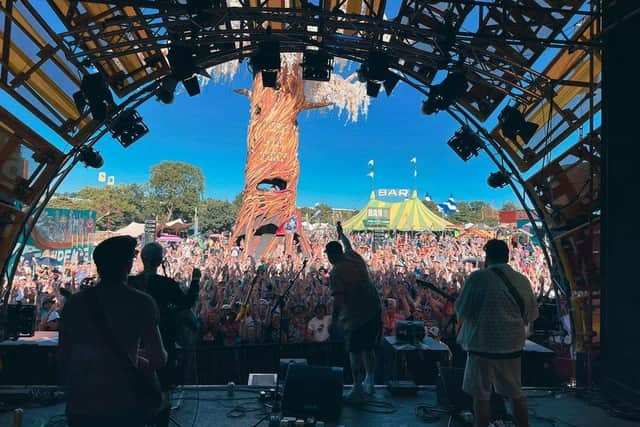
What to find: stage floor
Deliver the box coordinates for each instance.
[1,386,637,427]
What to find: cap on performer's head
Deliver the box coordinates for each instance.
[325,241,343,265]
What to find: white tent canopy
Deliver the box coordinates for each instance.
[115,222,145,237]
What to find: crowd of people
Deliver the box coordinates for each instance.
[8,228,551,348]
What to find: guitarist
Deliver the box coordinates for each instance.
[129,242,200,427]
[60,236,167,427]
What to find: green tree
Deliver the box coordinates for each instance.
[502,200,520,211]
[199,198,239,234]
[422,199,444,217]
[148,161,204,222]
[49,185,148,230]
[449,201,475,224]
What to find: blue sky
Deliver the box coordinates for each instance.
[2,65,517,210]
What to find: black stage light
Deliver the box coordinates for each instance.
[261,70,278,88]
[110,109,149,148]
[168,45,201,97]
[366,51,389,81]
[367,81,381,98]
[78,146,104,169]
[73,73,114,121]
[487,171,510,188]
[498,105,539,143]
[383,72,400,96]
[447,126,483,162]
[182,75,201,97]
[250,37,281,88]
[302,49,333,82]
[157,77,179,104]
[423,71,467,114]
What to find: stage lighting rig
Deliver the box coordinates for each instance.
[250,29,281,89]
[110,109,149,148]
[357,51,400,97]
[156,77,179,104]
[447,126,483,162]
[167,45,204,97]
[77,146,104,169]
[487,171,510,188]
[498,105,539,143]
[73,73,115,122]
[302,49,334,82]
[421,71,467,115]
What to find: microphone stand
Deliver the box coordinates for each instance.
[270,260,307,412]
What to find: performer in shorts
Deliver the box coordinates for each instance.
[326,222,381,403]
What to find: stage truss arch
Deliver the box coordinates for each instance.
[0,0,602,362]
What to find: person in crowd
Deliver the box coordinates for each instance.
[326,222,381,403]
[455,239,539,427]
[307,303,332,342]
[129,242,200,427]
[59,236,167,427]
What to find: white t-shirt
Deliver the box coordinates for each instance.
[307,315,331,342]
[455,264,539,354]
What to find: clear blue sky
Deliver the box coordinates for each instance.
[2,64,517,210]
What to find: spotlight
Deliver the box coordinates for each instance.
[78,146,104,169]
[302,49,333,82]
[167,45,201,97]
[366,81,381,98]
[250,33,281,88]
[383,72,400,96]
[487,171,510,188]
[422,71,467,115]
[358,51,399,97]
[447,126,483,162]
[110,109,149,148]
[498,105,539,143]
[157,77,178,104]
[73,73,114,121]
[261,70,278,88]
[182,75,201,96]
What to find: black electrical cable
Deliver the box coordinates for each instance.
[169,414,183,427]
[415,403,448,423]
[251,413,270,427]
[346,398,397,414]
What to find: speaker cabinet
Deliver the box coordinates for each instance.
[282,364,343,421]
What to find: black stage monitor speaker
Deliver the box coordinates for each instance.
[282,364,343,421]
[6,304,36,339]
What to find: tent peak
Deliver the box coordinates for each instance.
[369,190,376,200]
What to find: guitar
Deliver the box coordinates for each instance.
[235,265,265,322]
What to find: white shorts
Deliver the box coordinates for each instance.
[462,354,523,400]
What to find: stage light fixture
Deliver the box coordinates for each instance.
[157,77,179,104]
[302,49,333,82]
[261,70,278,88]
[250,34,281,88]
[182,76,201,96]
[78,146,104,169]
[487,171,510,188]
[358,51,400,97]
[366,81,382,97]
[73,73,115,121]
[110,109,149,148]
[383,72,400,96]
[447,126,483,162]
[167,45,201,97]
[498,105,539,143]
[422,71,468,115]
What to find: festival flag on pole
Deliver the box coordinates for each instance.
[367,171,374,178]
[368,159,374,167]
[276,211,302,235]
[410,157,417,164]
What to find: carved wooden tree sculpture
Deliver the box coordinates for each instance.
[206,54,369,257]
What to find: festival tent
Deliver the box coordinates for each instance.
[341,192,392,231]
[388,191,454,232]
[114,222,145,238]
[163,219,191,234]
